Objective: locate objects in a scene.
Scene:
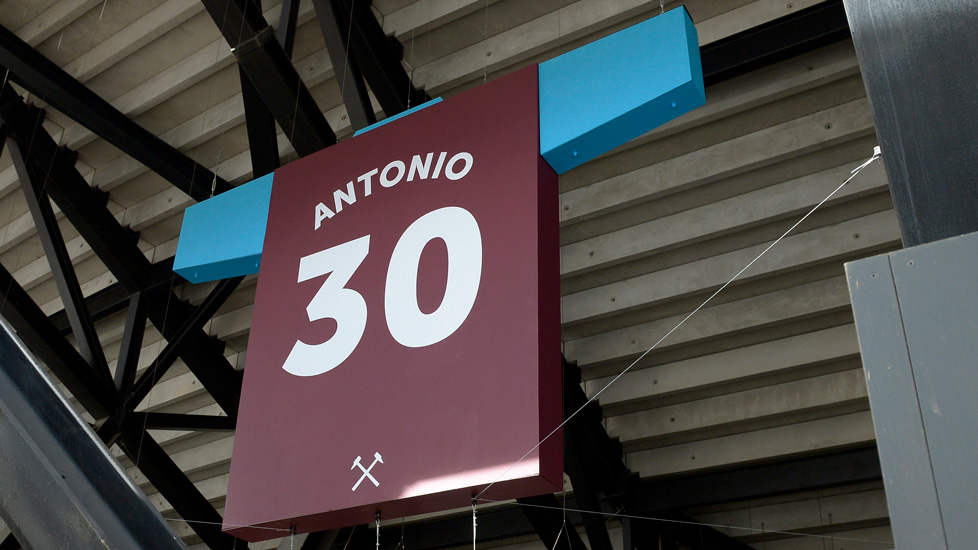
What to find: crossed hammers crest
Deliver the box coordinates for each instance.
[351,452,384,491]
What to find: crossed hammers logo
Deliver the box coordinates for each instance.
[351,452,384,491]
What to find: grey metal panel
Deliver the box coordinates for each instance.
[0,318,186,550]
[887,231,978,550]
[843,0,978,247]
[845,255,947,550]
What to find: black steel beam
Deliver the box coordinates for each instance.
[239,0,285,179]
[701,0,850,87]
[1,85,153,292]
[50,280,133,334]
[0,319,185,550]
[115,293,147,394]
[0,89,242,420]
[276,0,302,56]
[0,25,231,203]
[116,418,240,550]
[134,412,236,432]
[0,533,18,550]
[0,262,118,420]
[240,65,280,178]
[7,133,113,388]
[49,258,175,335]
[563,427,613,550]
[201,0,337,156]
[312,0,377,131]
[127,276,244,412]
[622,515,662,550]
[516,494,588,550]
[338,0,428,114]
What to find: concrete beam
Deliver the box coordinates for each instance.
[563,209,898,329]
[564,276,853,367]
[626,411,876,478]
[608,369,868,448]
[559,98,874,226]
[413,0,828,94]
[691,484,890,543]
[14,0,102,46]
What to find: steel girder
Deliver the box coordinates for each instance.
[115,417,239,549]
[239,0,302,178]
[114,293,148,394]
[0,262,119,421]
[201,0,337,157]
[311,0,377,131]
[0,25,231,203]
[126,276,244,412]
[333,0,428,114]
[0,87,244,548]
[0,319,187,550]
[6,132,113,389]
[701,0,849,86]
[516,494,588,550]
[0,86,243,417]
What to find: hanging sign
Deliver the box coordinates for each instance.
[174,8,705,543]
[222,66,563,541]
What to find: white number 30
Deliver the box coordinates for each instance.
[282,207,483,377]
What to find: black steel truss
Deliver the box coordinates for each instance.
[0,25,232,203]
[115,292,147,394]
[0,86,244,547]
[6,131,113,389]
[239,0,300,178]
[201,0,337,157]
[115,417,239,549]
[0,262,119,421]
[334,0,428,114]
[312,0,377,131]
[517,494,588,550]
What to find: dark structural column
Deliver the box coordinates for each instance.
[844,2,978,549]
[844,0,978,247]
[0,319,185,550]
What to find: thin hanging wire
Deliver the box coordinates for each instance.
[404,3,418,109]
[660,0,665,14]
[375,512,382,550]
[471,500,477,550]
[338,0,358,101]
[341,525,357,550]
[482,0,489,84]
[475,146,883,501]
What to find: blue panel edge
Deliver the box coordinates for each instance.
[173,172,274,283]
[353,98,443,137]
[538,7,705,174]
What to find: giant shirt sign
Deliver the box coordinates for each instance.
[222,67,563,540]
[173,8,704,542]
